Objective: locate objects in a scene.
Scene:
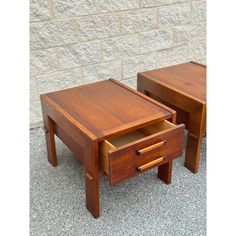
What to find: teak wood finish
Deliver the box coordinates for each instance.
[41,79,185,218]
[137,61,206,173]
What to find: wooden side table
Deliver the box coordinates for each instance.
[41,79,185,218]
[137,62,206,173]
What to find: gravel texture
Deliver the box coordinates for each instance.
[30,128,206,236]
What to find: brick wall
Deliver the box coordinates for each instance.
[30,0,206,128]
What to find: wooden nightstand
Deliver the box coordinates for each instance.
[137,62,206,173]
[41,79,184,218]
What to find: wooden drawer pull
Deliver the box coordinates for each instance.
[137,157,164,172]
[137,140,166,155]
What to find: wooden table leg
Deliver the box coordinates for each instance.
[84,141,100,218]
[42,114,57,167]
[185,105,206,173]
[158,161,172,184]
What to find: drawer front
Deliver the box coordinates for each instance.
[108,124,184,186]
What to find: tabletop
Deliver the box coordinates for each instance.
[45,79,172,140]
[139,62,206,102]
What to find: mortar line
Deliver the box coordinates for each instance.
[48,0,53,18]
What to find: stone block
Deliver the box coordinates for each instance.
[30,49,59,76]
[83,61,122,83]
[102,35,139,61]
[30,19,78,50]
[123,52,156,79]
[99,0,139,12]
[192,1,206,23]
[53,0,98,17]
[156,45,189,68]
[36,68,82,94]
[140,29,173,53]
[58,41,102,69]
[159,3,191,27]
[79,14,120,41]
[30,0,50,22]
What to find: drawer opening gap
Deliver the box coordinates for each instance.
[108,120,174,148]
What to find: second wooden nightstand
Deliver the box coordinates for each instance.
[137,62,206,173]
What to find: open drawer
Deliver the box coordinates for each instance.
[99,120,185,186]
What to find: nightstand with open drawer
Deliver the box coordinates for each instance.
[41,79,185,218]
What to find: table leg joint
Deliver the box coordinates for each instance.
[189,133,199,140]
[85,172,94,181]
[43,127,49,134]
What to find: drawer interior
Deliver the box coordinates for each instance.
[109,120,174,148]
[99,120,175,174]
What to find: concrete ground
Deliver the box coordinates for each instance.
[30,128,206,236]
